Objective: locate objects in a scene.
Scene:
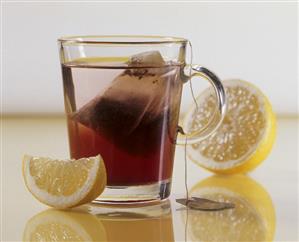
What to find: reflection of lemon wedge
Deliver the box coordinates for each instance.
[185,79,276,174]
[23,209,107,241]
[183,175,275,242]
[22,155,106,208]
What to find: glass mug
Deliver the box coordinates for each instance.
[58,36,226,204]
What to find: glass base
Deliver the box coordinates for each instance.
[93,179,171,204]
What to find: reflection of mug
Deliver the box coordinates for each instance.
[23,201,174,242]
[58,36,226,203]
[95,201,174,241]
[181,175,276,242]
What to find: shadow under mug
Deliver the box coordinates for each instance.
[58,35,226,204]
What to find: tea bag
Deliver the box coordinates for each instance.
[72,51,177,154]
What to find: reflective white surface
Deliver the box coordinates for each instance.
[2,117,298,241]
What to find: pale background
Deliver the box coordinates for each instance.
[2,2,298,115]
[1,2,299,241]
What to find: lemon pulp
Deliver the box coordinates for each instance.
[185,79,276,173]
[23,155,106,208]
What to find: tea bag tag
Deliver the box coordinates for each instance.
[176,197,234,211]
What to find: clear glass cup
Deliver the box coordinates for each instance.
[58,35,226,204]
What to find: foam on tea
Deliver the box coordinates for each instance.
[63,51,183,185]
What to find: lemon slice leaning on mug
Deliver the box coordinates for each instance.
[22,155,106,208]
[184,79,276,174]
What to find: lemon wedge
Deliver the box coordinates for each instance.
[22,155,106,208]
[185,79,276,174]
[23,209,107,241]
[182,175,275,242]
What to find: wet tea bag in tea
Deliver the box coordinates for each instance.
[72,51,180,154]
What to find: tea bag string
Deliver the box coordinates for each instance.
[183,40,198,242]
[184,135,189,242]
[184,135,189,200]
[184,40,199,201]
[187,41,199,111]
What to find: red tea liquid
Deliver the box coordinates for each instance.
[62,59,183,186]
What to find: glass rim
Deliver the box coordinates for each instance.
[58,35,188,45]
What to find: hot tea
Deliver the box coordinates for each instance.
[62,52,183,186]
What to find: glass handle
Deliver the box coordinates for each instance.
[176,65,226,145]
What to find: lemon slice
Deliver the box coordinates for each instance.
[182,175,275,242]
[23,209,107,241]
[185,79,276,174]
[22,155,106,208]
